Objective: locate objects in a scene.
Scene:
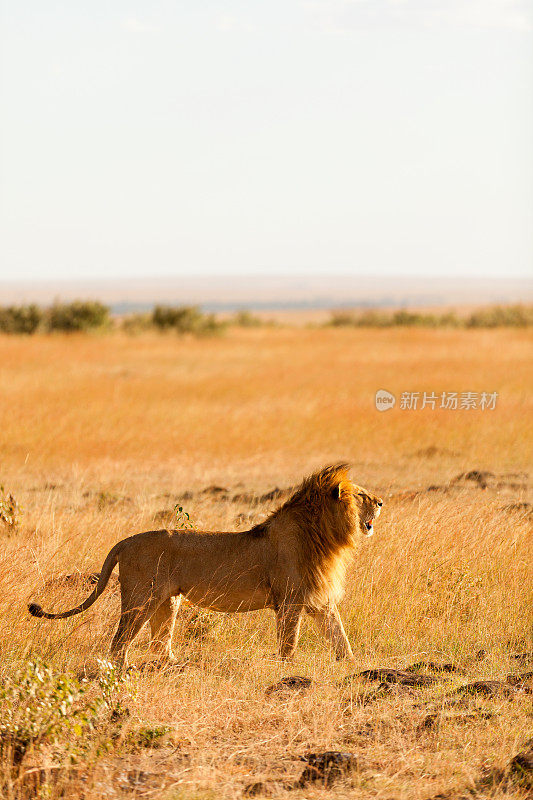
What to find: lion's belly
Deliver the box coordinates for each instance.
[183,583,271,613]
[168,532,272,612]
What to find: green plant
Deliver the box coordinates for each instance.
[173,505,195,529]
[128,724,172,749]
[232,309,263,327]
[0,485,22,528]
[0,304,43,334]
[96,490,122,510]
[0,659,133,764]
[170,506,220,642]
[0,661,90,763]
[327,306,528,328]
[466,304,533,328]
[121,311,153,333]
[48,300,110,332]
[183,607,219,641]
[151,305,225,335]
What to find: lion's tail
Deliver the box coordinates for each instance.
[28,540,125,620]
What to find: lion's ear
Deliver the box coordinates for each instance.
[331,484,342,500]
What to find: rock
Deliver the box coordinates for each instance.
[454,680,518,698]
[510,651,533,662]
[201,486,230,498]
[509,746,533,784]
[264,676,312,696]
[451,470,495,489]
[506,671,533,691]
[355,668,440,687]
[407,661,462,674]
[502,502,533,516]
[297,751,358,788]
[259,487,291,503]
[242,781,283,797]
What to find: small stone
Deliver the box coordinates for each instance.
[297,751,358,788]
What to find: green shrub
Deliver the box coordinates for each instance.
[327,306,530,328]
[0,659,132,765]
[121,312,153,334]
[127,725,172,749]
[328,309,390,327]
[151,305,224,335]
[465,304,533,328]
[232,310,263,327]
[48,301,110,332]
[0,304,43,334]
[173,505,195,529]
[0,485,22,529]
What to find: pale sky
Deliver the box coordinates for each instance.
[1,0,532,282]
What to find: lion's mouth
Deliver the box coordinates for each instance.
[364,520,374,535]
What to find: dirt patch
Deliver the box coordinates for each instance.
[243,780,286,796]
[354,668,441,687]
[83,490,132,509]
[41,571,119,593]
[451,470,529,491]
[451,470,495,488]
[414,445,460,458]
[201,485,231,498]
[264,676,313,697]
[233,486,294,505]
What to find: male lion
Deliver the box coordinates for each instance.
[29,464,382,665]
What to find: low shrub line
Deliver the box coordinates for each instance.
[0,301,531,334]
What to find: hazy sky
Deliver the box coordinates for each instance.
[1,0,532,281]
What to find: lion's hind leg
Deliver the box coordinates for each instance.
[149,596,181,665]
[110,587,164,668]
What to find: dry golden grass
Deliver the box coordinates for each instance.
[0,327,532,799]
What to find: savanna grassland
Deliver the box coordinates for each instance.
[0,326,532,799]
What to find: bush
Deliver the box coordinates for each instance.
[0,486,22,529]
[120,312,153,334]
[231,310,263,327]
[0,304,43,334]
[48,301,110,332]
[465,304,533,328]
[328,310,390,327]
[326,306,533,328]
[151,305,224,335]
[0,659,132,765]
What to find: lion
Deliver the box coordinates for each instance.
[28,464,383,665]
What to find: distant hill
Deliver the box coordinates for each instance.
[0,273,531,312]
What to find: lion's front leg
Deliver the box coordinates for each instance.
[275,603,304,660]
[149,596,181,664]
[310,603,354,660]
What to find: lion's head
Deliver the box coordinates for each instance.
[267,463,383,607]
[277,462,383,547]
[351,483,383,537]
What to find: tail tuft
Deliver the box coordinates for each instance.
[28,603,45,618]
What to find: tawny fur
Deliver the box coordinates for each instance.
[29,464,383,665]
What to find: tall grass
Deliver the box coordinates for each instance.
[0,327,531,798]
